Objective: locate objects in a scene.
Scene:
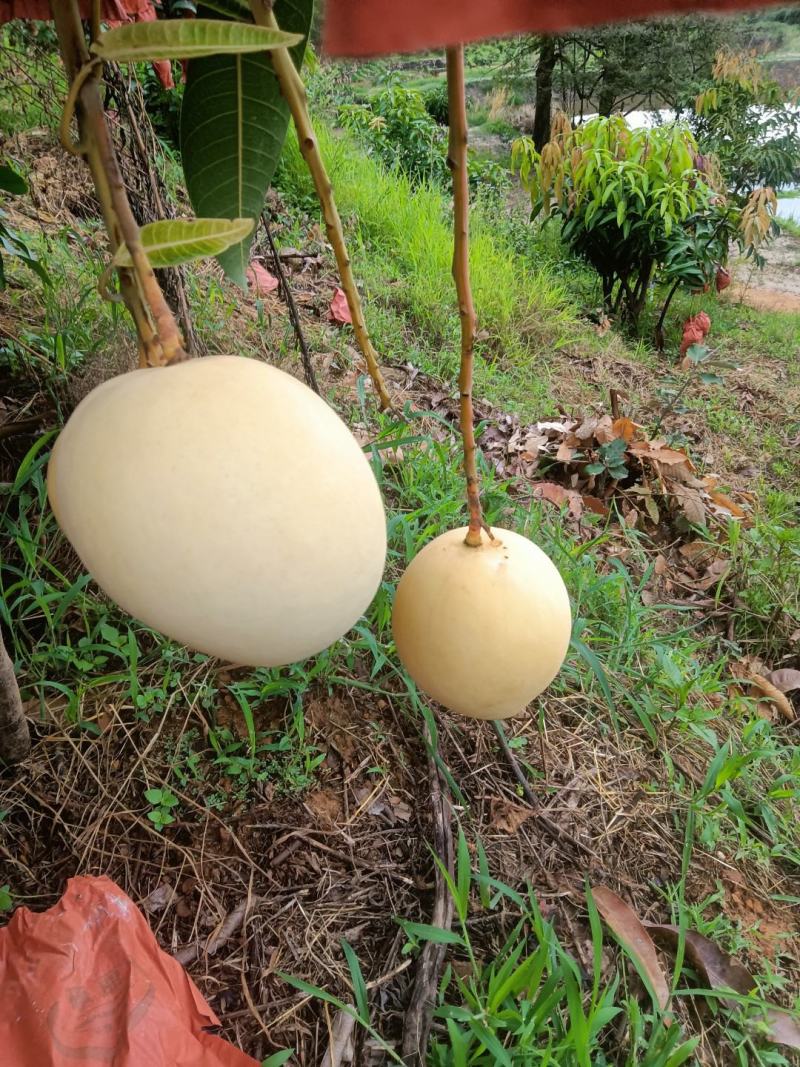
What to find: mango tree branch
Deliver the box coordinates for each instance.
[248,0,391,411]
[446,46,490,547]
[50,0,187,367]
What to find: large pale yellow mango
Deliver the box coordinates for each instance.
[392,527,571,719]
[48,355,387,666]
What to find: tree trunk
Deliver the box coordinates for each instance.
[0,628,30,765]
[597,78,615,117]
[532,36,558,151]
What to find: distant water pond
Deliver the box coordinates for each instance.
[777,193,800,222]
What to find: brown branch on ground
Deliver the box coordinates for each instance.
[248,0,392,411]
[491,720,601,862]
[174,894,257,967]
[50,0,187,367]
[401,718,454,1065]
[260,212,320,394]
[446,45,491,548]
[0,626,30,765]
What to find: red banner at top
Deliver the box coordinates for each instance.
[323,0,789,57]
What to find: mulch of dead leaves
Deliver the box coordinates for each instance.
[3,670,799,1063]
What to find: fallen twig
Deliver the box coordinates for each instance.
[492,720,601,862]
[174,895,257,966]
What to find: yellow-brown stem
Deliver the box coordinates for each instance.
[249,0,391,410]
[51,0,187,367]
[447,46,489,547]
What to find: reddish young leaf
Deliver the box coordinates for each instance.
[329,287,352,325]
[591,887,671,1011]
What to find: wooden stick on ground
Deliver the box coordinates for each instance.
[248,0,392,410]
[492,720,601,861]
[0,627,30,765]
[401,718,454,1065]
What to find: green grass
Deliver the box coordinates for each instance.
[276,121,605,416]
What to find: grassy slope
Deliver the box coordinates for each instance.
[1,107,799,1064]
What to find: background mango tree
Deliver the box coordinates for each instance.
[512,114,776,339]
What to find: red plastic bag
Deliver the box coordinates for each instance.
[0,875,258,1067]
[329,287,352,325]
[247,260,280,295]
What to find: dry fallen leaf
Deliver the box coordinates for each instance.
[695,558,730,592]
[594,415,616,444]
[707,490,746,519]
[612,416,637,443]
[532,481,583,518]
[671,484,707,526]
[581,494,609,516]
[490,799,534,834]
[749,674,795,721]
[556,439,577,463]
[140,881,175,915]
[591,886,671,1011]
[646,924,752,1000]
[647,924,800,1050]
[766,669,800,694]
[629,441,694,467]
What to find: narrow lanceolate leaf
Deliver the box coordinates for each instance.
[591,886,671,1013]
[113,217,254,268]
[180,0,314,287]
[92,20,301,63]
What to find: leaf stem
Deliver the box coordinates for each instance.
[50,0,187,367]
[446,46,490,547]
[249,0,391,410]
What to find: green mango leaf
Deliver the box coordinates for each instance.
[113,217,254,268]
[0,164,27,195]
[180,0,314,287]
[92,19,300,63]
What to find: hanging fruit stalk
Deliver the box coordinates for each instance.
[391,47,572,723]
[50,0,187,367]
[446,45,490,546]
[248,0,392,411]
